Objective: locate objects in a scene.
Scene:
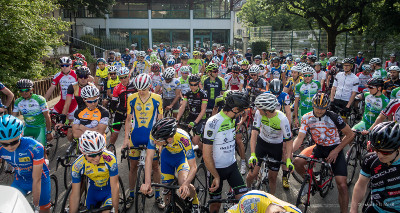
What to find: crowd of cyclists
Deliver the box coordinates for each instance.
[1,44,400,213]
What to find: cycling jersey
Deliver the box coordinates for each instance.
[383,79,400,98]
[162,78,181,99]
[13,94,48,128]
[202,76,226,109]
[203,111,236,168]
[354,56,365,66]
[320,58,329,68]
[264,91,290,111]
[333,72,359,101]
[225,56,238,69]
[285,76,303,91]
[253,110,291,144]
[106,77,120,94]
[96,67,109,79]
[300,110,346,146]
[67,82,96,109]
[360,152,400,212]
[183,89,208,120]
[148,128,194,159]
[390,87,400,99]
[385,61,400,70]
[71,150,118,189]
[111,60,125,70]
[295,80,321,111]
[356,72,372,93]
[111,81,137,113]
[247,78,267,102]
[353,93,389,131]
[73,105,109,128]
[150,73,162,93]
[127,92,163,146]
[188,58,203,75]
[122,54,131,65]
[372,68,387,79]
[381,98,400,122]
[218,64,227,77]
[158,48,167,59]
[224,73,244,91]
[226,190,301,213]
[133,60,151,75]
[178,77,190,95]
[52,70,77,100]
[174,63,183,76]
[313,70,326,83]
[270,66,285,80]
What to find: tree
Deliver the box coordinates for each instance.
[0,0,69,88]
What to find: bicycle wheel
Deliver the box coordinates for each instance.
[238,124,249,152]
[348,112,357,127]
[50,175,58,213]
[291,171,304,184]
[296,178,311,213]
[257,163,269,192]
[63,165,72,190]
[135,165,146,212]
[118,176,127,213]
[192,163,208,206]
[0,158,5,175]
[345,143,358,186]
[60,185,72,213]
[318,164,334,198]
[47,133,60,162]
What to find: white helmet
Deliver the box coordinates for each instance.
[79,130,106,155]
[302,66,315,74]
[139,51,146,57]
[163,67,176,79]
[60,57,72,65]
[389,66,400,72]
[249,65,260,74]
[370,58,381,65]
[118,67,130,76]
[205,51,213,56]
[254,93,278,111]
[115,52,121,57]
[180,66,191,74]
[291,65,302,72]
[108,66,118,73]
[134,73,152,90]
[81,85,100,99]
[212,57,221,64]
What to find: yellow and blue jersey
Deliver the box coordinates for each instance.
[96,67,109,79]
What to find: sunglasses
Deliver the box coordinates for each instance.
[87,151,103,158]
[78,75,89,79]
[98,63,105,66]
[373,148,397,155]
[181,72,189,75]
[60,64,70,67]
[250,74,257,76]
[119,75,129,79]
[189,83,199,86]
[368,86,376,89]
[0,138,20,147]
[211,70,219,73]
[19,88,31,93]
[303,74,313,77]
[85,99,99,103]
[109,73,116,75]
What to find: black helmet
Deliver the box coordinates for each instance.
[17,79,34,89]
[312,92,330,109]
[367,78,384,87]
[272,57,280,62]
[269,79,283,95]
[370,122,400,150]
[358,51,363,55]
[254,55,261,60]
[151,118,177,140]
[342,58,354,65]
[308,55,317,61]
[76,66,91,77]
[188,75,200,83]
[181,55,189,60]
[225,91,249,110]
[232,64,240,72]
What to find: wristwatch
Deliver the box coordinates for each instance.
[46,130,52,134]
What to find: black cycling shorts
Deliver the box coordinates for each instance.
[112,111,126,131]
[330,99,349,117]
[209,162,248,199]
[312,144,347,177]
[255,136,283,171]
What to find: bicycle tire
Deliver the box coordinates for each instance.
[134,165,146,213]
[0,158,5,175]
[47,134,60,162]
[63,164,72,190]
[348,112,357,127]
[296,178,311,213]
[292,171,304,184]
[318,164,334,198]
[239,124,249,152]
[164,194,186,213]
[50,175,58,213]
[192,163,208,206]
[118,176,127,213]
[255,162,269,192]
[60,185,72,213]
[345,143,358,186]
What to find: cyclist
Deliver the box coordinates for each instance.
[149,54,164,72]
[176,75,207,149]
[354,51,365,72]
[72,85,109,139]
[370,58,387,80]
[122,48,132,66]
[161,67,181,118]
[0,115,51,213]
[132,51,151,76]
[95,58,109,90]
[109,67,137,148]
[203,91,249,213]
[294,66,321,127]
[293,92,354,213]
[70,130,119,213]
[178,66,191,96]
[157,43,167,65]
[246,93,293,194]
[326,56,339,92]
[383,65,400,98]
[224,65,244,91]
[283,65,303,99]
[172,49,182,64]
[104,66,120,107]
[202,63,226,113]
[226,190,301,213]
[72,60,83,70]
[239,59,250,88]
[122,73,164,207]
[350,121,400,213]
[313,62,326,91]
[246,65,267,103]
[352,78,389,132]
[253,55,266,74]
[188,51,205,75]
[107,51,115,64]
[307,55,317,67]
[385,53,399,71]
[330,58,359,120]
[319,52,329,70]
[150,62,163,94]
[0,82,14,114]
[224,51,238,73]
[270,57,287,86]
[175,55,190,76]
[140,118,200,212]
[356,64,373,93]
[261,52,269,65]
[111,52,125,70]
[166,58,175,68]
[366,94,400,134]
[12,79,52,147]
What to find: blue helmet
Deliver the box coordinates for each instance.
[0,115,24,140]
[167,59,175,66]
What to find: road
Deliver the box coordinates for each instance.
[0,126,369,213]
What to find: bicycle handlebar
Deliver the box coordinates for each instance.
[293,154,330,167]
[56,155,79,170]
[79,206,112,213]
[151,183,180,190]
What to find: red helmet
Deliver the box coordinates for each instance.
[147,48,153,53]
[327,52,332,56]
[151,62,161,71]
[320,52,326,57]
[173,49,180,54]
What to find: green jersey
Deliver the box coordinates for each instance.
[188,59,203,75]
[391,87,400,100]
[319,58,329,67]
[372,68,387,80]
[294,80,321,110]
[13,94,48,127]
[362,92,389,128]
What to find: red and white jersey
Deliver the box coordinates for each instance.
[150,73,162,93]
[52,71,77,100]
[381,98,400,122]
[224,73,244,91]
[174,63,183,76]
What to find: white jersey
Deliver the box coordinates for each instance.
[161,78,181,99]
[224,73,244,91]
[333,72,359,101]
[253,110,292,144]
[313,71,326,83]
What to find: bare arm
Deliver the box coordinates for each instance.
[330,86,337,101]
[123,114,133,147]
[203,144,219,180]
[183,158,197,185]
[284,105,292,125]
[369,113,388,131]
[293,97,300,122]
[170,89,181,107]
[62,95,73,115]
[347,91,357,108]
[144,149,156,184]
[176,99,187,121]
[250,130,258,154]
[350,175,370,213]
[44,85,56,101]
[293,132,306,153]
[69,182,81,213]
[1,87,14,107]
[110,175,120,212]
[31,164,43,207]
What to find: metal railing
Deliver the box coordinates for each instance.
[66,34,107,58]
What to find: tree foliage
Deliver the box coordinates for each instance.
[59,0,115,17]
[0,0,69,88]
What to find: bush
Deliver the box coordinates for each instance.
[250,39,270,56]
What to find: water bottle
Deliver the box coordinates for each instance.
[313,163,321,184]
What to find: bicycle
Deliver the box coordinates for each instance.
[291,127,315,184]
[251,156,290,192]
[48,111,71,161]
[346,130,368,186]
[293,154,334,213]
[200,198,239,213]
[348,95,364,127]
[150,181,194,213]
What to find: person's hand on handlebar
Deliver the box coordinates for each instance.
[361,130,369,135]
[179,183,190,199]
[140,183,152,195]
[248,153,258,168]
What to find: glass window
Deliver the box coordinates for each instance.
[151,1,189,19]
[153,29,190,49]
[193,0,230,19]
[110,2,148,18]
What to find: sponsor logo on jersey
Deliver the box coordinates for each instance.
[207,130,213,137]
[19,157,30,162]
[103,154,112,162]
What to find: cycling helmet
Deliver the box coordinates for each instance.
[147,48,153,53]
[329,57,338,63]
[109,51,115,55]
[180,66,191,74]
[151,63,161,72]
[60,57,72,65]
[173,49,181,54]
[150,54,157,61]
[295,58,301,63]
[320,52,326,57]
[370,121,400,150]
[342,58,354,64]
[272,57,280,62]
[225,91,250,111]
[97,58,106,64]
[291,65,302,72]
[327,52,332,56]
[206,63,218,72]
[269,79,283,95]
[362,64,372,72]
[115,52,121,57]
[390,53,396,57]
[0,115,24,140]
[205,51,213,56]
[302,66,315,74]
[182,47,188,52]
[254,93,278,111]
[16,79,34,89]
[249,65,260,74]
[151,118,178,140]
[181,55,189,60]
[76,66,91,77]
[193,51,200,56]
[367,78,384,87]
[118,67,130,76]
[358,51,363,55]
[138,51,146,57]
[73,60,83,68]
[370,58,381,65]
[81,85,100,99]
[134,73,152,90]
[286,57,292,61]
[314,62,322,67]
[108,66,118,73]
[78,54,86,61]
[79,130,106,155]
[240,59,249,65]
[297,62,309,69]
[236,54,243,59]
[389,66,400,72]
[163,67,176,79]
[167,59,175,66]
[308,55,317,61]
[232,64,240,72]
[188,75,200,83]
[254,55,261,60]
[212,57,220,64]
[312,92,330,109]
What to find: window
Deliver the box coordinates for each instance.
[152,29,190,49]
[193,0,231,19]
[151,0,189,19]
[110,2,148,18]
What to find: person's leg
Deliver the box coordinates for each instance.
[128,149,140,199]
[246,165,260,187]
[268,170,279,195]
[293,145,315,178]
[335,176,349,213]
[109,113,124,145]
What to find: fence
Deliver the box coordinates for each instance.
[66,34,107,58]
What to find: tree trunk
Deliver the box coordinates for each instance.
[326,29,338,55]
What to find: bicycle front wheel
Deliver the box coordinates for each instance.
[47,134,60,161]
[296,178,311,213]
[192,163,208,206]
[346,143,358,186]
[50,175,58,213]
[134,165,146,212]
